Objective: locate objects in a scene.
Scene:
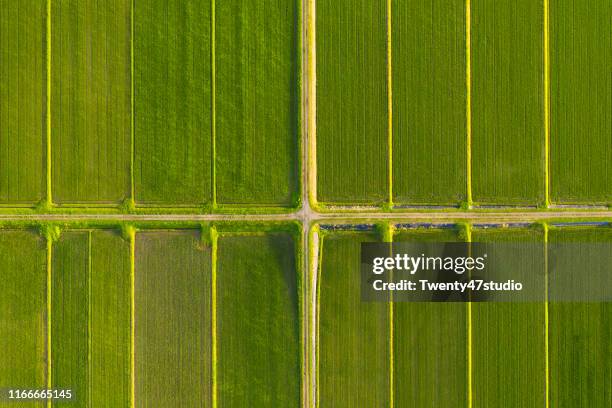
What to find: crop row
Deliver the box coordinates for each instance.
[0,0,300,209]
[0,227,301,406]
[316,223,611,407]
[315,0,611,207]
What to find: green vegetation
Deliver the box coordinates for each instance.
[550,0,611,204]
[216,233,300,406]
[51,0,131,204]
[318,232,390,406]
[49,230,130,406]
[135,231,212,407]
[316,0,388,204]
[548,226,611,407]
[51,232,89,406]
[470,0,544,205]
[393,228,467,407]
[392,1,467,205]
[216,0,300,206]
[89,230,130,406]
[134,0,212,205]
[470,227,546,407]
[0,1,46,204]
[0,231,47,401]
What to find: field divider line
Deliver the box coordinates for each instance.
[46,236,52,408]
[46,0,52,205]
[87,231,93,408]
[211,227,218,408]
[386,0,393,208]
[307,0,317,208]
[543,0,551,208]
[387,224,394,408]
[211,0,217,208]
[130,0,135,202]
[129,229,136,408]
[466,0,473,208]
[466,224,473,408]
[544,223,550,408]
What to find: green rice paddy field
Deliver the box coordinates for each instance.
[315,0,611,207]
[0,225,302,407]
[1,0,301,209]
[316,223,611,407]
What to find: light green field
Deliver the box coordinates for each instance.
[0,231,46,407]
[392,1,467,205]
[50,230,130,407]
[471,227,546,407]
[0,1,46,204]
[51,232,89,406]
[393,228,467,407]
[135,231,211,407]
[89,231,130,406]
[216,233,300,406]
[550,0,612,204]
[318,232,390,407]
[316,0,388,204]
[548,227,611,407]
[215,0,300,206]
[51,0,131,203]
[134,0,212,205]
[471,0,544,205]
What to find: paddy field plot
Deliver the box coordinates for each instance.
[216,0,300,206]
[0,231,47,400]
[134,0,212,205]
[51,0,131,204]
[548,226,611,407]
[216,233,301,407]
[51,230,130,407]
[470,227,546,407]
[391,1,467,205]
[317,231,390,407]
[135,231,211,407]
[316,0,388,205]
[550,0,612,204]
[470,0,545,205]
[0,1,46,204]
[393,228,467,407]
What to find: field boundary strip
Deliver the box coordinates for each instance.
[543,0,551,208]
[465,0,473,208]
[46,0,52,206]
[129,228,136,408]
[544,222,550,408]
[130,0,135,204]
[211,226,218,408]
[46,234,52,408]
[211,0,217,208]
[386,0,393,209]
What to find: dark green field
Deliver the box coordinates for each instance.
[392,1,467,205]
[550,0,612,204]
[316,0,388,205]
[134,0,212,205]
[471,0,544,205]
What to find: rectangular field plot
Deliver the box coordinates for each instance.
[392,1,467,205]
[316,0,388,204]
[317,231,390,406]
[0,231,47,396]
[470,227,546,407]
[216,0,300,206]
[0,1,46,204]
[471,0,544,205]
[550,1,612,204]
[135,231,212,407]
[134,0,212,205]
[216,233,300,406]
[51,231,130,407]
[548,227,611,407]
[393,228,467,407]
[51,0,131,203]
